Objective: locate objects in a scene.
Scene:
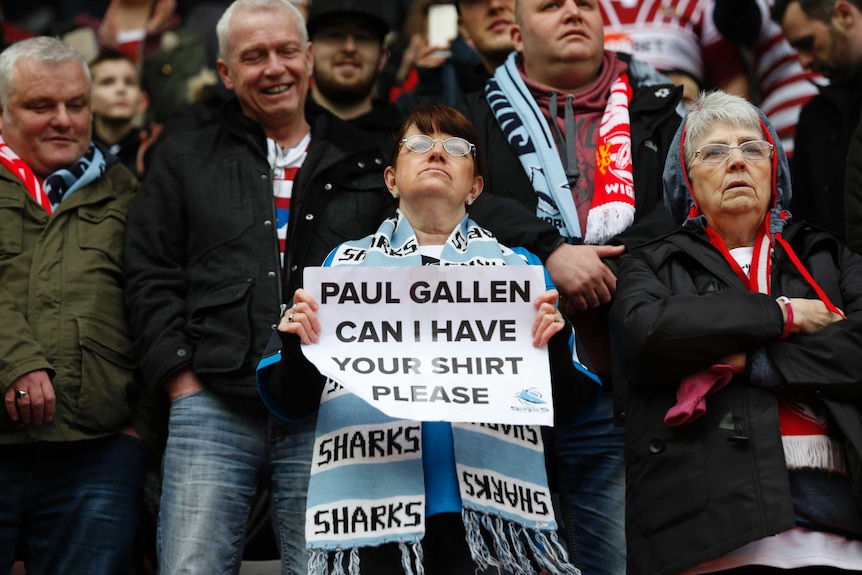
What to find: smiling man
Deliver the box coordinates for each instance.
[123,0,393,573]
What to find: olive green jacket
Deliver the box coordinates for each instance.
[0,162,158,446]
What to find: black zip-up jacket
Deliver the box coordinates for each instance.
[610,223,862,575]
[614,101,862,575]
[124,99,394,396]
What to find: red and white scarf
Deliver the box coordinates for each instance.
[705,211,847,473]
[0,136,51,213]
[487,52,635,244]
[587,74,635,245]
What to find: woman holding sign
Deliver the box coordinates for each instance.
[257,104,597,575]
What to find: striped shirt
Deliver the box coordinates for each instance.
[267,132,311,267]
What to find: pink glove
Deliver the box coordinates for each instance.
[664,364,734,427]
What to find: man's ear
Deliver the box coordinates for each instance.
[458,17,472,44]
[511,24,523,54]
[834,0,859,31]
[377,44,389,74]
[216,58,234,90]
[137,91,151,116]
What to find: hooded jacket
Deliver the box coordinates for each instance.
[610,102,862,575]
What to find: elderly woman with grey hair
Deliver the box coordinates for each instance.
[610,91,862,575]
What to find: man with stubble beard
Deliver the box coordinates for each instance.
[305,0,403,155]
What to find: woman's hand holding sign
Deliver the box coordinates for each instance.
[285,286,565,349]
[532,289,565,348]
[279,288,321,344]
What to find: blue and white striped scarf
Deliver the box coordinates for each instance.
[308,212,578,575]
[44,142,108,210]
[325,209,528,267]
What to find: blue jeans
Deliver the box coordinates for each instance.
[0,433,148,575]
[158,388,316,575]
[555,390,626,575]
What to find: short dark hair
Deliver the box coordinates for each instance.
[89,49,140,77]
[390,103,483,176]
[771,0,837,24]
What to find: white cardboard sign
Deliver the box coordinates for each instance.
[300,265,554,425]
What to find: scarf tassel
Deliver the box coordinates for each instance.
[464,509,499,571]
[529,530,582,575]
[782,435,847,474]
[332,549,346,575]
[309,549,329,575]
[464,509,581,575]
[310,543,420,575]
[584,202,636,246]
[398,540,424,575]
[508,523,537,574]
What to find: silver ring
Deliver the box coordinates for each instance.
[288,313,295,323]
[15,389,27,399]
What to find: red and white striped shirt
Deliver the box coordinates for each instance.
[747,0,826,158]
[600,0,748,91]
[267,133,311,267]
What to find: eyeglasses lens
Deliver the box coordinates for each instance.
[698,141,773,163]
[403,135,473,157]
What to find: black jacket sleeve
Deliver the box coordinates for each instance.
[124,139,195,392]
[262,329,326,421]
[610,252,783,390]
[469,194,567,262]
[766,244,862,397]
[845,117,862,253]
[547,322,600,425]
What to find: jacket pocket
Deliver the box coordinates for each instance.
[628,426,709,536]
[77,206,127,268]
[0,195,25,255]
[74,313,137,431]
[187,279,253,375]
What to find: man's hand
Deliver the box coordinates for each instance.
[546,243,626,313]
[5,370,55,425]
[164,369,204,401]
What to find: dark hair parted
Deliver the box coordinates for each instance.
[390,102,483,177]
[770,0,860,24]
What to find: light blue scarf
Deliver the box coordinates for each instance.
[486,53,582,241]
[44,142,108,210]
[325,209,529,267]
[306,212,578,575]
